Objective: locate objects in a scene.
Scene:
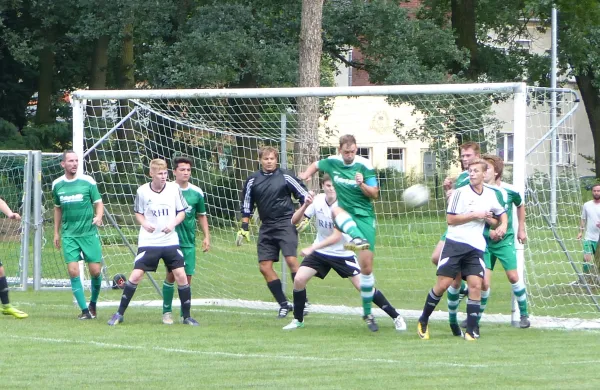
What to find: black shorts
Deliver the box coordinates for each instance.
[301,251,360,279]
[134,245,185,272]
[257,223,298,262]
[436,239,485,279]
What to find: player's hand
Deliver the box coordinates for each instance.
[489,230,502,242]
[304,191,315,205]
[494,223,507,239]
[355,173,364,186]
[53,234,61,249]
[296,217,311,233]
[142,222,155,233]
[8,212,21,221]
[518,229,527,244]
[92,216,103,226]
[298,171,309,181]
[162,223,176,234]
[202,237,210,252]
[577,232,583,240]
[236,229,250,246]
[443,177,454,191]
[300,246,315,257]
[472,210,488,220]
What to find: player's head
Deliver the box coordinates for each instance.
[321,173,336,199]
[460,141,481,170]
[149,159,169,185]
[467,158,488,186]
[482,154,503,184]
[338,134,357,165]
[173,156,193,184]
[258,146,278,173]
[592,183,600,200]
[61,150,78,177]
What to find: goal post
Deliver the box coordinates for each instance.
[69,83,598,326]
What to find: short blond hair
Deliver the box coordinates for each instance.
[468,158,488,171]
[149,158,168,172]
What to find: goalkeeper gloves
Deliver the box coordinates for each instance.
[295,217,311,233]
[236,222,250,246]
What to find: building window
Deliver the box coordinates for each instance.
[319,146,337,159]
[422,150,436,177]
[386,147,404,172]
[356,147,371,162]
[557,134,575,166]
[497,133,514,163]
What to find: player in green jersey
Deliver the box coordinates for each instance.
[577,183,600,285]
[162,156,210,324]
[53,151,104,320]
[0,198,28,319]
[299,134,380,332]
[469,154,529,329]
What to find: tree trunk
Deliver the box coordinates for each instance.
[296,0,323,188]
[575,71,600,179]
[87,35,110,117]
[35,29,55,125]
[451,0,478,79]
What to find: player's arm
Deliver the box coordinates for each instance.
[446,190,487,225]
[285,172,311,205]
[298,161,319,181]
[92,200,104,226]
[53,206,62,249]
[135,212,155,233]
[356,174,379,199]
[0,198,20,220]
[516,205,527,243]
[577,215,586,240]
[301,229,343,257]
[237,177,254,244]
[197,214,210,252]
[165,188,188,233]
[292,200,311,225]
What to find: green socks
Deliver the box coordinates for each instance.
[70,276,87,310]
[162,281,175,314]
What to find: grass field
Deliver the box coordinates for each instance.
[2,291,599,389]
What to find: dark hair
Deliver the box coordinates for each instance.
[321,173,332,185]
[338,134,357,148]
[482,154,504,180]
[258,146,279,160]
[460,141,481,155]
[62,150,77,161]
[173,156,193,170]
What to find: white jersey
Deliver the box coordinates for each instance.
[581,200,600,241]
[304,193,354,258]
[134,182,188,247]
[446,184,506,251]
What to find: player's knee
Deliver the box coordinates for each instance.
[506,271,519,284]
[165,271,175,284]
[431,256,439,266]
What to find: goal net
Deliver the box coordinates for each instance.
[67,83,598,325]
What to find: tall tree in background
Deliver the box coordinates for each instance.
[296,0,323,185]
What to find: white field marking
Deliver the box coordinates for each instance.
[94,299,600,330]
[4,334,474,367]
[6,335,600,369]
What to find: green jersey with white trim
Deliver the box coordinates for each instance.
[455,171,470,189]
[176,183,207,248]
[487,182,523,249]
[317,155,376,217]
[52,174,102,237]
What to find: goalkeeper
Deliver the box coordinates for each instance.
[237,146,311,318]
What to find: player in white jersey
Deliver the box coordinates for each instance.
[577,183,600,283]
[283,174,407,331]
[108,159,199,326]
[417,159,507,341]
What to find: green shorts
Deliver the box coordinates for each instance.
[484,242,517,271]
[583,240,597,255]
[62,235,103,263]
[352,214,377,252]
[181,246,197,275]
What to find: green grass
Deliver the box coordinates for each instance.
[2,291,599,389]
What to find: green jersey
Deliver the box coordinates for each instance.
[175,183,207,248]
[455,171,470,189]
[485,182,523,248]
[52,174,102,237]
[317,155,377,217]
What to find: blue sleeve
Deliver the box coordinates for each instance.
[365,177,378,187]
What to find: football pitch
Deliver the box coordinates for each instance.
[2,291,599,389]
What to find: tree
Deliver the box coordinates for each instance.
[296,0,323,187]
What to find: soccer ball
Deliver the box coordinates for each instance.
[402,184,430,208]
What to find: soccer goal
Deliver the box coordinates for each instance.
[68,83,598,327]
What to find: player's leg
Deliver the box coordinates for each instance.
[62,237,92,319]
[258,228,291,317]
[497,245,530,328]
[331,207,369,250]
[283,265,317,330]
[0,263,28,318]
[582,240,594,275]
[165,246,196,325]
[353,215,378,331]
[447,276,462,329]
[163,270,176,325]
[431,239,444,265]
[462,251,485,340]
[418,274,454,339]
[461,250,494,329]
[108,247,156,325]
[80,235,103,318]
